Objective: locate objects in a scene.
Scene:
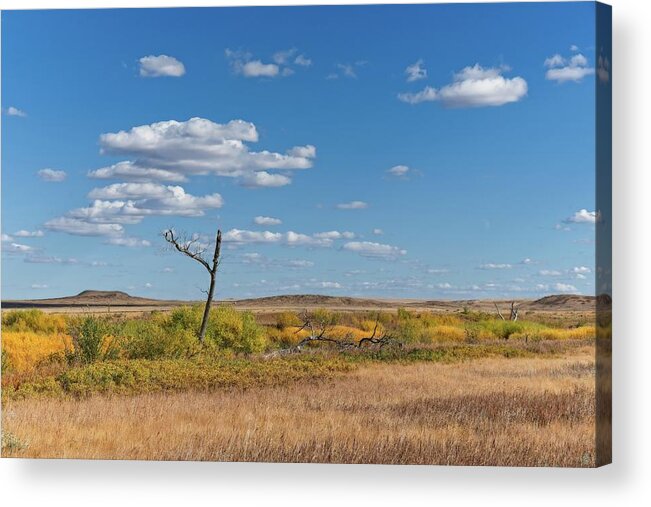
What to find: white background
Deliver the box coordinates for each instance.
[1,0,649,505]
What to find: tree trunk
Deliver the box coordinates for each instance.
[198,272,216,344]
[198,230,222,344]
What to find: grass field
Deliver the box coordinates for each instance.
[1,305,598,465]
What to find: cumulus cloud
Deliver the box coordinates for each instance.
[564,209,598,224]
[227,48,310,78]
[88,161,188,182]
[94,117,315,188]
[405,59,427,82]
[399,64,527,107]
[44,217,124,236]
[54,184,225,227]
[38,168,67,182]
[294,54,312,67]
[478,263,512,270]
[386,165,411,178]
[223,229,355,248]
[372,228,383,236]
[545,51,594,83]
[14,230,44,237]
[139,55,186,77]
[554,282,578,293]
[253,216,282,226]
[336,200,368,210]
[106,236,151,248]
[239,171,291,188]
[342,241,407,260]
[5,106,26,117]
[313,231,355,240]
[539,269,562,276]
[572,266,591,274]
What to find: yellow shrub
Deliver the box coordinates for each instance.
[512,326,596,341]
[2,332,72,373]
[425,325,466,343]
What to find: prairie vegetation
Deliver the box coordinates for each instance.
[1,305,597,464]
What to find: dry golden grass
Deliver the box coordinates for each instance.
[2,348,596,466]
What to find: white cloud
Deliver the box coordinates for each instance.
[31,284,48,289]
[343,241,407,260]
[239,171,292,188]
[6,106,26,117]
[227,48,310,78]
[242,60,279,78]
[405,59,427,82]
[520,258,534,265]
[328,61,366,80]
[38,168,67,182]
[545,51,594,83]
[294,54,312,67]
[372,228,384,235]
[162,267,174,273]
[106,236,151,248]
[144,282,153,289]
[95,117,315,187]
[223,229,352,248]
[139,55,186,77]
[399,64,527,107]
[479,263,512,270]
[564,209,598,224]
[398,86,438,105]
[64,184,224,226]
[554,282,578,293]
[544,54,566,68]
[539,269,562,276]
[336,200,368,210]
[44,217,124,236]
[273,48,297,65]
[572,266,592,274]
[427,268,449,274]
[89,161,188,182]
[437,282,453,289]
[14,230,44,237]
[570,44,580,52]
[386,165,410,177]
[1,241,36,253]
[254,216,282,226]
[313,231,355,240]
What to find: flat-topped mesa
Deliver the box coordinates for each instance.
[75,290,132,300]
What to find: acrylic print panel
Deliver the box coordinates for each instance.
[1,2,611,466]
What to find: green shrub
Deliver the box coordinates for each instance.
[67,315,119,364]
[119,318,198,360]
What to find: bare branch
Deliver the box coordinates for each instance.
[494,302,506,321]
[163,229,211,273]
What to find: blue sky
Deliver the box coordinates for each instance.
[1,3,603,301]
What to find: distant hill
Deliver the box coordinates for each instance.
[1,290,597,313]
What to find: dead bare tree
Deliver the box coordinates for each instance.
[291,311,397,352]
[163,228,222,343]
[494,301,519,321]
